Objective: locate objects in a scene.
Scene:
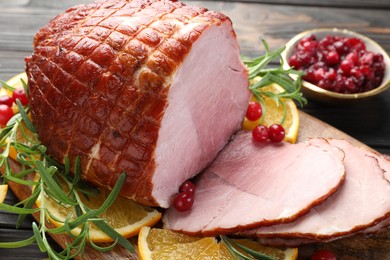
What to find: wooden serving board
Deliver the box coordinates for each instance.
[6,111,390,259]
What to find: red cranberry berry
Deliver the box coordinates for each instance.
[345,51,359,64]
[268,124,285,142]
[12,88,29,106]
[174,191,194,212]
[0,95,13,107]
[325,51,340,65]
[179,181,195,195]
[289,34,385,94]
[0,104,14,126]
[339,59,354,75]
[246,101,262,121]
[252,125,269,143]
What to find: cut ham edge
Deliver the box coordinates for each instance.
[243,139,390,246]
[163,135,347,237]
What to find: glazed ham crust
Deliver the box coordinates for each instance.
[26,0,250,207]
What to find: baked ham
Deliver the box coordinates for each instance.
[246,139,390,245]
[163,132,346,236]
[25,0,250,207]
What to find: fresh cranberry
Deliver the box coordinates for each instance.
[325,51,340,65]
[174,191,194,212]
[0,104,14,126]
[345,51,359,64]
[314,68,327,82]
[360,52,375,66]
[299,41,318,53]
[268,124,285,142]
[350,68,364,84]
[374,53,384,63]
[299,35,316,45]
[246,101,262,121]
[12,88,29,106]
[296,51,317,69]
[311,249,337,260]
[318,79,333,90]
[339,59,354,75]
[252,125,269,143]
[319,36,335,51]
[345,37,365,52]
[326,68,337,80]
[0,95,13,107]
[303,68,317,83]
[289,54,300,69]
[289,34,385,94]
[333,40,347,55]
[359,65,374,78]
[344,78,357,92]
[179,181,195,195]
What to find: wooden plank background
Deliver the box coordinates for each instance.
[0,0,389,259]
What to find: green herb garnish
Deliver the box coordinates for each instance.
[242,40,307,125]
[0,100,135,259]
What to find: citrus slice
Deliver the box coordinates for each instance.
[34,175,161,243]
[3,72,27,93]
[243,79,300,144]
[0,185,8,203]
[138,227,298,260]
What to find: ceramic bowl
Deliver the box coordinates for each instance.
[281,28,390,104]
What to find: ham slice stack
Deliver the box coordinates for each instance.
[164,133,390,246]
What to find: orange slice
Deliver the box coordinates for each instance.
[34,175,161,242]
[138,227,298,260]
[0,185,8,203]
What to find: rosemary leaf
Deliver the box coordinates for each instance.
[32,222,47,253]
[94,172,126,216]
[93,219,136,253]
[15,100,36,133]
[0,80,16,92]
[16,186,40,228]
[47,210,98,234]
[88,232,119,252]
[35,161,77,206]
[221,236,277,260]
[0,203,39,214]
[0,236,35,248]
[4,174,38,186]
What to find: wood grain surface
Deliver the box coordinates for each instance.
[0,0,389,259]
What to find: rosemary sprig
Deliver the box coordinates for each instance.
[0,101,135,258]
[221,236,276,260]
[242,40,307,125]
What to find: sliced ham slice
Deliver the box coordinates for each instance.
[256,217,390,247]
[163,132,345,236]
[26,0,250,207]
[247,139,390,243]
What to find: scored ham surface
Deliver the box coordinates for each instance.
[163,131,346,236]
[245,139,390,245]
[25,0,250,207]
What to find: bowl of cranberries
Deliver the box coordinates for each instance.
[282,28,390,103]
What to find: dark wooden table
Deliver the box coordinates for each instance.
[0,0,389,259]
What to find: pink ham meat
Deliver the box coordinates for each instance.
[25,0,250,207]
[163,132,346,236]
[248,139,390,244]
[256,217,390,247]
